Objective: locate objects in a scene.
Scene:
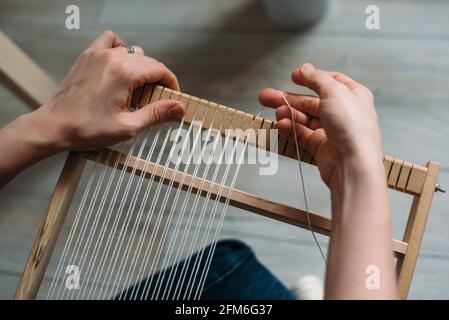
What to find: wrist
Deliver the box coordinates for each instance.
[329,152,386,188]
[0,106,67,187]
[328,149,386,193]
[20,105,70,155]
[328,149,390,224]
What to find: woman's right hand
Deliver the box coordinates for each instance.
[259,63,384,190]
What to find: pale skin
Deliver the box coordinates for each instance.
[0,31,397,299]
[259,64,398,299]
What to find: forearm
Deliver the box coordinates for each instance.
[0,108,64,188]
[325,153,398,299]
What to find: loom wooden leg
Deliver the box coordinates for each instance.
[396,161,439,299]
[14,152,86,299]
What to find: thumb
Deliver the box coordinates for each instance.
[122,99,185,130]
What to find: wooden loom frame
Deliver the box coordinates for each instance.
[0,30,440,300]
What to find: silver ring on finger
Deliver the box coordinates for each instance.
[126,45,136,54]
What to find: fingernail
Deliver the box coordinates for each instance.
[302,63,315,72]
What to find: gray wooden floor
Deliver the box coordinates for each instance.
[1,0,448,299]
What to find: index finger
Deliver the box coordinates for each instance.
[329,72,360,91]
[329,71,374,100]
[126,56,180,91]
[259,88,320,118]
[291,63,343,97]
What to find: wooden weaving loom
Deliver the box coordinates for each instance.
[0,31,442,300]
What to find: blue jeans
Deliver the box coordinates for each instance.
[119,239,295,300]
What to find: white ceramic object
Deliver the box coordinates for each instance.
[291,275,324,300]
[261,0,330,29]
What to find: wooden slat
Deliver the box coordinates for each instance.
[252,115,264,148]
[388,158,404,188]
[183,94,198,123]
[130,85,144,109]
[193,99,208,122]
[139,84,155,106]
[253,115,264,131]
[231,110,245,141]
[169,89,182,100]
[0,30,57,109]
[406,164,428,195]
[83,149,408,257]
[240,113,254,131]
[220,105,234,135]
[179,93,191,116]
[245,113,260,147]
[149,85,163,104]
[14,152,87,299]
[148,85,428,196]
[397,161,413,191]
[384,155,394,178]
[259,118,273,151]
[159,87,173,100]
[202,101,217,129]
[210,104,226,130]
[232,110,246,128]
[205,102,218,128]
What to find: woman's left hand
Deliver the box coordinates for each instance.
[33,30,185,151]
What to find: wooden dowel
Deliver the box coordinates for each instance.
[14,152,86,299]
